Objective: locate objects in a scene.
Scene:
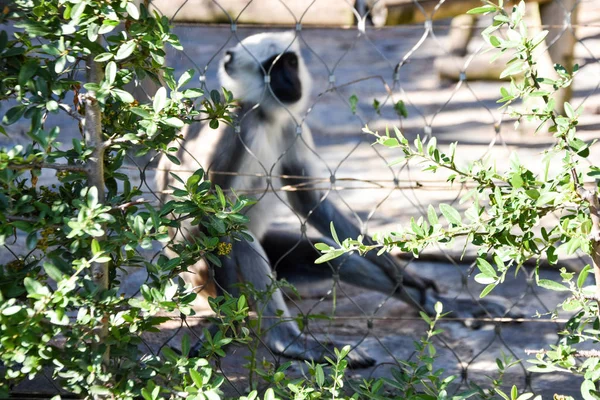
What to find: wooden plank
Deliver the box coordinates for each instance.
[384,0,551,24]
[148,0,355,26]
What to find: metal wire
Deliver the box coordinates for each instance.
[4,0,600,397]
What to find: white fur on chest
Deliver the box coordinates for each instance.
[232,115,295,239]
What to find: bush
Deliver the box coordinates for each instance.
[320,2,600,399]
[0,1,251,398]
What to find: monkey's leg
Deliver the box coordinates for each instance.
[219,233,375,368]
[263,231,520,324]
[263,231,421,297]
[281,168,436,307]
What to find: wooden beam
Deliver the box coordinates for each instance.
[384,0,551,25]
[148,0,355,26]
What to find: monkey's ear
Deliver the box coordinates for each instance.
[263,52,302,104]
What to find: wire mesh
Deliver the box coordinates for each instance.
[3,0,600,397]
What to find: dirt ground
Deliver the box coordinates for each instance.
[5,1,600,398]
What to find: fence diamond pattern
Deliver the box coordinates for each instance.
[4,0,600,397]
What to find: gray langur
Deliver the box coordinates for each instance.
[157,31,512,368]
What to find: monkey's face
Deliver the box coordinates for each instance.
[219,32,311,113]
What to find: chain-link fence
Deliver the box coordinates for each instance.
[3,0,600,397]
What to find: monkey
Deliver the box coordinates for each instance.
[156,31,513,368]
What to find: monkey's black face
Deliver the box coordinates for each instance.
[261,52,302,104]
[223,49,303,105]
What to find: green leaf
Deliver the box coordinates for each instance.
[91,239,101,255]
[439,203,461,225]
[349,94,358,114]
[18,60,38,86]
[182,88,204,98]
[94,52,114,62]
[531,30,549,47]
[510,173,524,189]
[116,40,136,60]
[55,55,67,74]
[215,185,226,208]
[536,191,557,206]
[24,277,44,295]
[511,385,518,400]
[44,262,64,281]
[315,364,325,387]
[427,204,438,225]
[46,100,59,112]
[87,23,100,42]
[315,249,345,264]
[480,284,495,298]
[264,388,275,400]
[564,102,575,119]
[537,279,569,292]
[189,368,203,388]
[131,107,151,118]
[126,2,140,19]
[210,89,221,103]
[581,379,598,400]
[330,221,340,245]
[546,246,558,265]
[3,105,26,125]
[105,61,117,85]
[394,100,408,118]
[474,273,495,285]
[164,117,184,128]
[70,2,86,21]
[2,305,23,316]
[166,153,180,165]
[476,258,497,278]
[467,5,496,14]
[26,232,38,250]
[177,69,194,89]
[314,243,330,251]
[500,62,524,79]
[578,265,591,288]
[112,88,134,103]
[153,87,167,113]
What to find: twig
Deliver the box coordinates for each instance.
[8,162,86,172]
[58,103,84,123]
[110,199,149,212]
[4,215,38,223]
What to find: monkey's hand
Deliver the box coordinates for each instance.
[365,253,521,327]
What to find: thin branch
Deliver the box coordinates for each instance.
[4,215,38,223]
[8,162,86,173]
[110,199,149,212]
[59,103,84,123]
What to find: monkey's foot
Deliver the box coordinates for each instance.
[425,293,523,329]
[269,335,375,369]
